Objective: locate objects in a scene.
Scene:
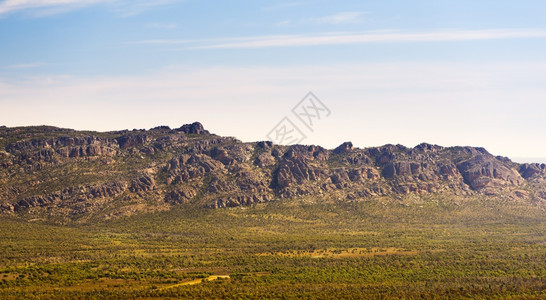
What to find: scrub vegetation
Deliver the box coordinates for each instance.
[1,195,544,299]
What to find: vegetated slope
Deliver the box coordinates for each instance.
[0,123,544,222]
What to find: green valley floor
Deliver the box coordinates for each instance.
[0,195,544,299]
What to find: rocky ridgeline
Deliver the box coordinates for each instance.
[0,122,544,221]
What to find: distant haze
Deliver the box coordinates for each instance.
[512,158,546,164]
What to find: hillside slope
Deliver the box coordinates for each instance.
[0,123,544,222]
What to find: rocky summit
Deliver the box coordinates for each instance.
[0,122,544,222]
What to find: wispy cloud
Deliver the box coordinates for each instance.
[275,11,366,28]
[274,20,292,27]
[306,12,366,25]
[130,29,546,50]
[4,62,47,69]
[0,0,108,16]
[203,29,546,49]
[111,0,179,17]
[146,22,177,29]
[261,1,307,12]
[128,34,303,46]
[0,0,179,17]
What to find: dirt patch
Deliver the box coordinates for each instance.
[257,247,418,258]
[161,275,230,289]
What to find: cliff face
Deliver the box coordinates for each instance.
[0,123,544,222]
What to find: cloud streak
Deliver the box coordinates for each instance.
[306,11,366,25]
[130,29,546,50]
[4,62,46,69]
[0,0,178,16]
[146,22,177,29]
[275,11,366,28]
[0,0,107,15]
[111,0,178,17]
[261,1,307,12]
[197,29,546,49]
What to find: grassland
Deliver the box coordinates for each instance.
[0,195,544,299]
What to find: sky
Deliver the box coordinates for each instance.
[0,0,545,161]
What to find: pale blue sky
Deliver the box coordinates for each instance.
[1,0,545,160]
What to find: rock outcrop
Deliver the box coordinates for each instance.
[519,163,546,179]
[333,142,353,154]
[9,181,126,215]
[176,122,210,135]
[456,154,524,189]
[130,175,156,193]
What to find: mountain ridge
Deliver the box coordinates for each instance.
[1,122,544,222]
